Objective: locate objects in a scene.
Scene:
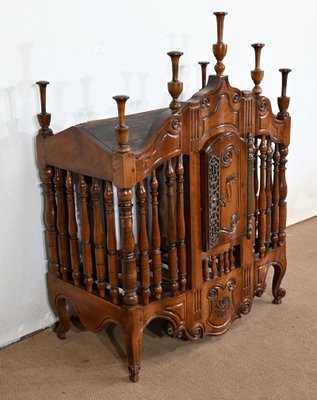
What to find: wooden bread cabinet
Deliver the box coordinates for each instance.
[35,12,291,382]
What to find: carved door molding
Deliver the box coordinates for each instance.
[201,132,247,251]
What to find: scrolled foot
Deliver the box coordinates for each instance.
[54,322,67,340]
[128,363,140,383]
[272,288,286,304]
[240,298,252,315]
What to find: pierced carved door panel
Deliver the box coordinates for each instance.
[201,132,247,251]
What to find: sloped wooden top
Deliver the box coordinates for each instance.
[75,108,169,154]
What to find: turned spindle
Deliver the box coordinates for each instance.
[167,51,183,112]
[113,95,130,152]
[213,12,228,75]
[36,80,53,137]
[251,43,265,95]
[277,68,291,119]
[198,61,210,89]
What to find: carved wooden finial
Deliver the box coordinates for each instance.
[213,12,228,75]
[277,68,292,119]
[198,61,210,88]
[167,51,184,113]
[36,80,52,137]
[251,43,265,95]
[113,95,130,153]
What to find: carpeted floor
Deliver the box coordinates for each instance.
[1,218,317,400]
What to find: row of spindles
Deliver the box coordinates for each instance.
[40,160,187,306]
[254,136,288,258]
[203,247,236,281]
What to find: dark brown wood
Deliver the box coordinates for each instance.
[65,171,81,287]
[40,166,60,276]
[277,68,291,119]
[176,155,187,291]
[167,51,183,112]
[113,95,130,153]
[258,135,267,258]
[265,138,273,249]
[136,181,151,305]
[251,43,265,95]
[79,175,94,293]
[104,181,119,304]
[91,178,106,298]
[213,12,227,75]
[271,144,280,249]
[165,158,179,295]
[150,170,163,300]
[198,61,210,89]
[36,11,291,383]
[278,145,288,246]
[54,168,70,281]
[118,188,138,306]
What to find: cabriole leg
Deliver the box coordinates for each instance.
[54,297,71,339]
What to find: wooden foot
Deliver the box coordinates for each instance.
[272,287,286,304]
[123,311,143,383]
[53,297,71,339]
[272,261,287,304]
[128,363,141,383]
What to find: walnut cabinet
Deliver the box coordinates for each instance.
[35,12,291,382]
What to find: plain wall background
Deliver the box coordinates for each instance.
[0,0,316,347]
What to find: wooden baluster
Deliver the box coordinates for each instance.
[136,181,151,305]
[211,255,218,279]
[36,81,59,276]
[277,68,292,119]
[265,138,273,249]
[251,43,265,95]
[79,175,93,293]
[104,181,119,304]
[65,171,81,287]
[247,133,255,239]
[118,188,138,306]
[203,258,210,281]
[54,168,70,281]
[278,145,288,246]
[150,170,162,300]
[198,61,210,89]
[213,12,228,75]
[229,247,235,271]
[224,251,230,274]
[91,178,106,298]
[167,51,183,113]
[253,138,259,236]
[218,253,225,277]
[113,95,130,153]
[165,158,179,295]
[36,81,53,138]
[40,167,60,276]
[258,135,267,258]
[176,155,186,292]
[271,144,280,249]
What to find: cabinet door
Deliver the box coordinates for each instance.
[201,132,247,251]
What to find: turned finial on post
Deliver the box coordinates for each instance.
[198,61,210,89]
[167,51,183,113]
[251,43,265,95]
[277,68,291,119]
[213,12,228,75]
[36,80,52,137]
[113,95,130,153]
